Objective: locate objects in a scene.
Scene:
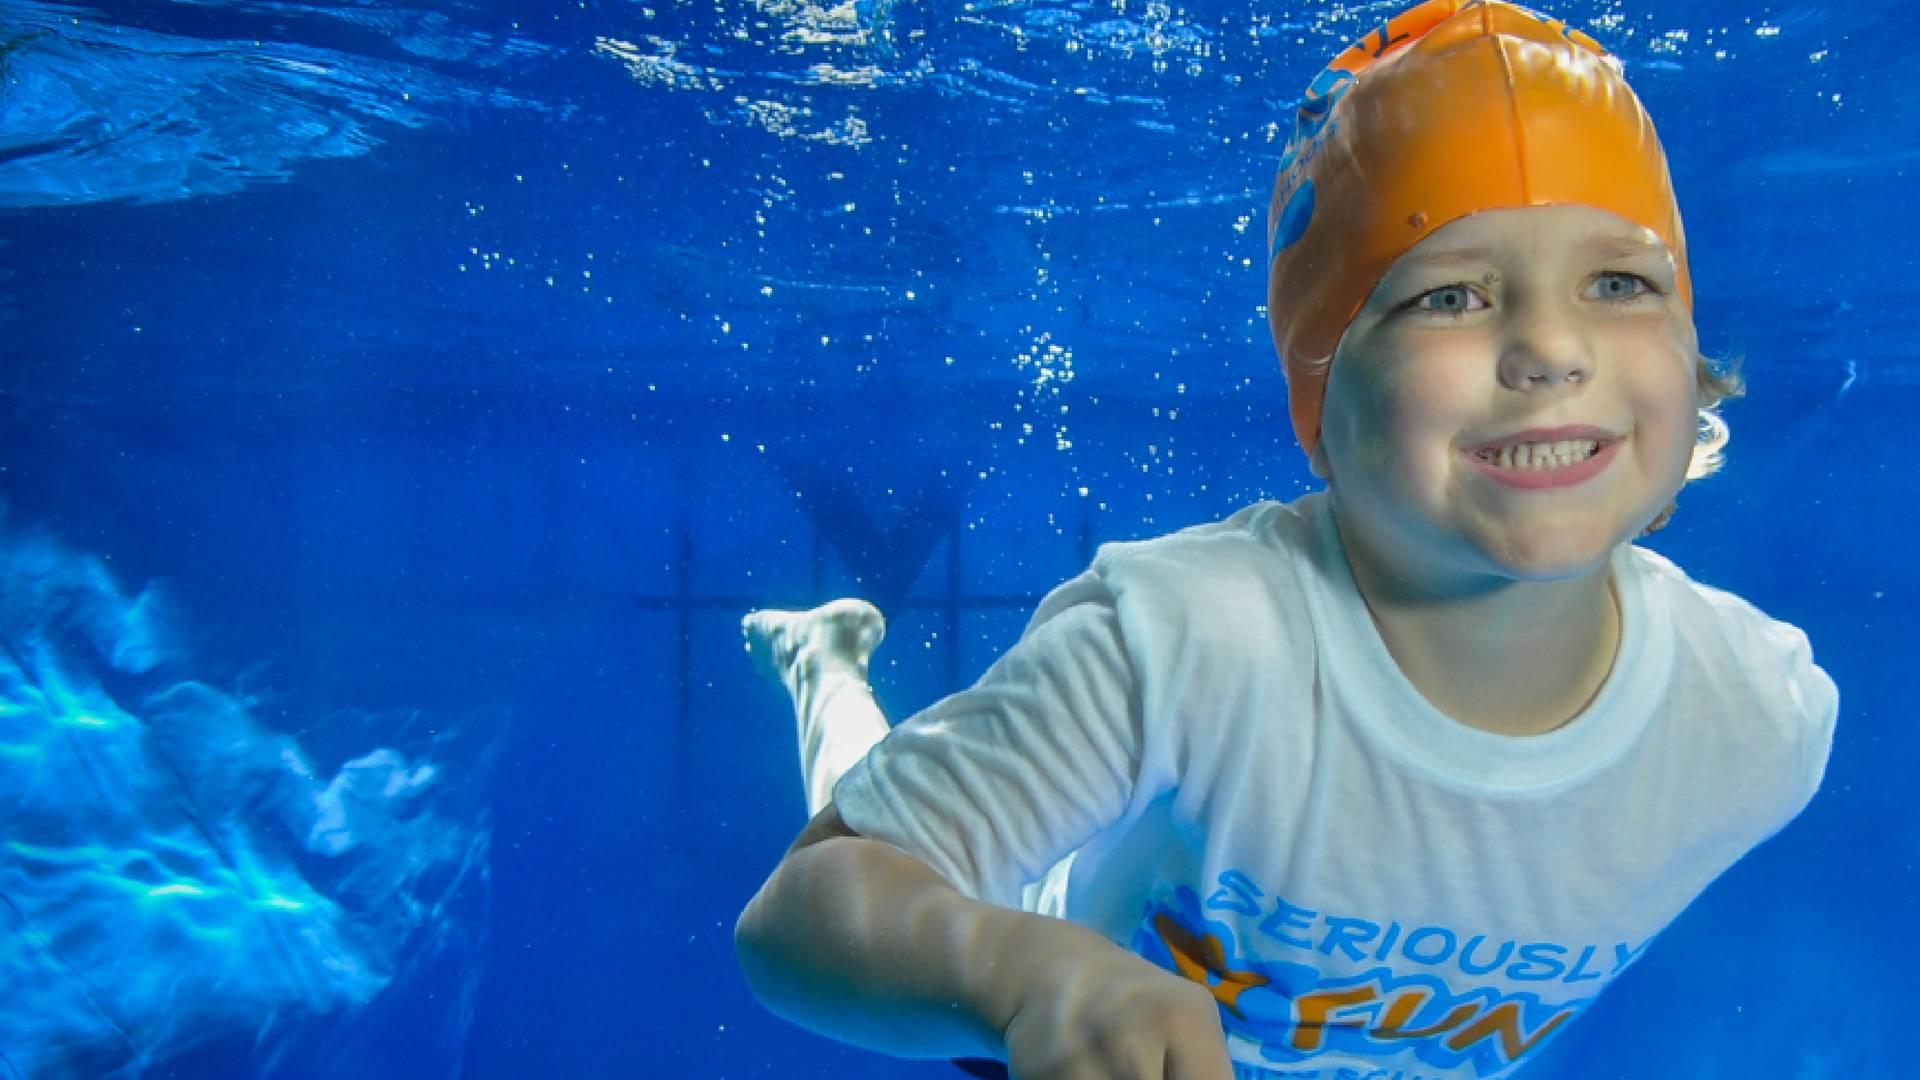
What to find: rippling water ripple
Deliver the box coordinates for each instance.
[0,514,495,1077]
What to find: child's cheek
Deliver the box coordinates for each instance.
[1627,335,1701,481]
[1357,371,1429,471]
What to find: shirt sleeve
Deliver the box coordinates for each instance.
[832,571,1144,910]
[1782,622,1840,817]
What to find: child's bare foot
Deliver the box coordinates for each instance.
[742,599,886,695]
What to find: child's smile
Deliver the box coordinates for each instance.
[1463,429,1622,490]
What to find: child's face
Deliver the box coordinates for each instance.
[1312,204,1699,591]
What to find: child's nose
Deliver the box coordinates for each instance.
[1495,303,1593,390]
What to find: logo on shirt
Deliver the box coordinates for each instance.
[1132,873,1652,1076]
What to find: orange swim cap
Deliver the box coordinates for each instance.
[1267,0,1693,457]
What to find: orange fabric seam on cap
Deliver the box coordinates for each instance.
[1488,13,1531,198]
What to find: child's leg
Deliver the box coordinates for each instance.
[741,599,890,816]
[747,602,1011,1080]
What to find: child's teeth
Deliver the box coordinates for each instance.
[1482,439,1601,470]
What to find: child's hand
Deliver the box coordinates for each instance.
[1001,945,1234,1079]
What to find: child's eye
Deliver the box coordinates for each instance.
[1589,271,1659,301]
[1408,284,1487,317]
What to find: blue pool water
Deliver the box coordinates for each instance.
[0,0,1911,1076]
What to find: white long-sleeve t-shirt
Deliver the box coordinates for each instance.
[835,492,1837,1079]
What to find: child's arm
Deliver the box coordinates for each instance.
[735,805,1234,1076]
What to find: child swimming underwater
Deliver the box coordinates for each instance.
[735,2,1839,1077]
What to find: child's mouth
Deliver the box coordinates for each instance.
[1466,437,1622,489]
[1471,439,1604,472]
